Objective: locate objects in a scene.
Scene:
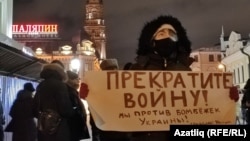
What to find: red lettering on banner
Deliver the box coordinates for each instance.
[12,24,58,34]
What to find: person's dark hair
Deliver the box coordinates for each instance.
[23,82,35,92]
[40,63,67,81]
[51,60,64,69]
[66,70,79,80]
[100,59,118,70]
[123,62,132,70]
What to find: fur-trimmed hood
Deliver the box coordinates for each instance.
[40,63,67,81]
[136,15,191,56]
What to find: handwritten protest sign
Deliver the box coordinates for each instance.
[84,71,236,131]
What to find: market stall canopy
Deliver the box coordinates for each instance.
[0,33,47,81]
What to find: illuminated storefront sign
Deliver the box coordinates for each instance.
[12,24,59,38]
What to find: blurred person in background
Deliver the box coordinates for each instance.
[66,70,90,141]
[0,98,5,141]
[5,83,37,141]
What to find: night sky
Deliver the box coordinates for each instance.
[13,0,250,67]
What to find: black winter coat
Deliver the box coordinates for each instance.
[33,64,74,141]
[8,90,37,141]
[67,85,90,141]
[242,88,250,124]
[130,53,192,71]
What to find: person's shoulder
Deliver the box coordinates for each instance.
[126,55,150,70]
[129,63,144,70]
[66,84,75,92]
[17,89,25,95]
[244,89,250,101]
[244,88,250,94]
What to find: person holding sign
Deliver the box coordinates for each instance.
[126,15,239,141]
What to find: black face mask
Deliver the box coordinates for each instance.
[153,38,177,58]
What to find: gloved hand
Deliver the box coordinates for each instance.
[79,82,89,99]
[229,86,239,102]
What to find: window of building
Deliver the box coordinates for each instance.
[242,66,244,82]
[89,8,98,19]
[88,13,93,19]
[233,69,236,84]
[217,54,221,61]
[194,55,198,62]
[237,67,240,84]
[85,64,89,71]
[209,54,214,62]
[97,19,101,25]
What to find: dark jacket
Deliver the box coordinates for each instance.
[242,79,250,124]
[130,53,193,71]
[242,88,250,124]
[33,63,74,141]
[8,89,37,141]
[67,85,90,141]
[0,100,4,141]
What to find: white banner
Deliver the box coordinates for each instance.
[84,71,236,132]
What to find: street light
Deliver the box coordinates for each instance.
[35,48,43,55]
[218,63,226,72]
[70,58,81,73]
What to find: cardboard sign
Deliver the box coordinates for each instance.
[84,71,236,131]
